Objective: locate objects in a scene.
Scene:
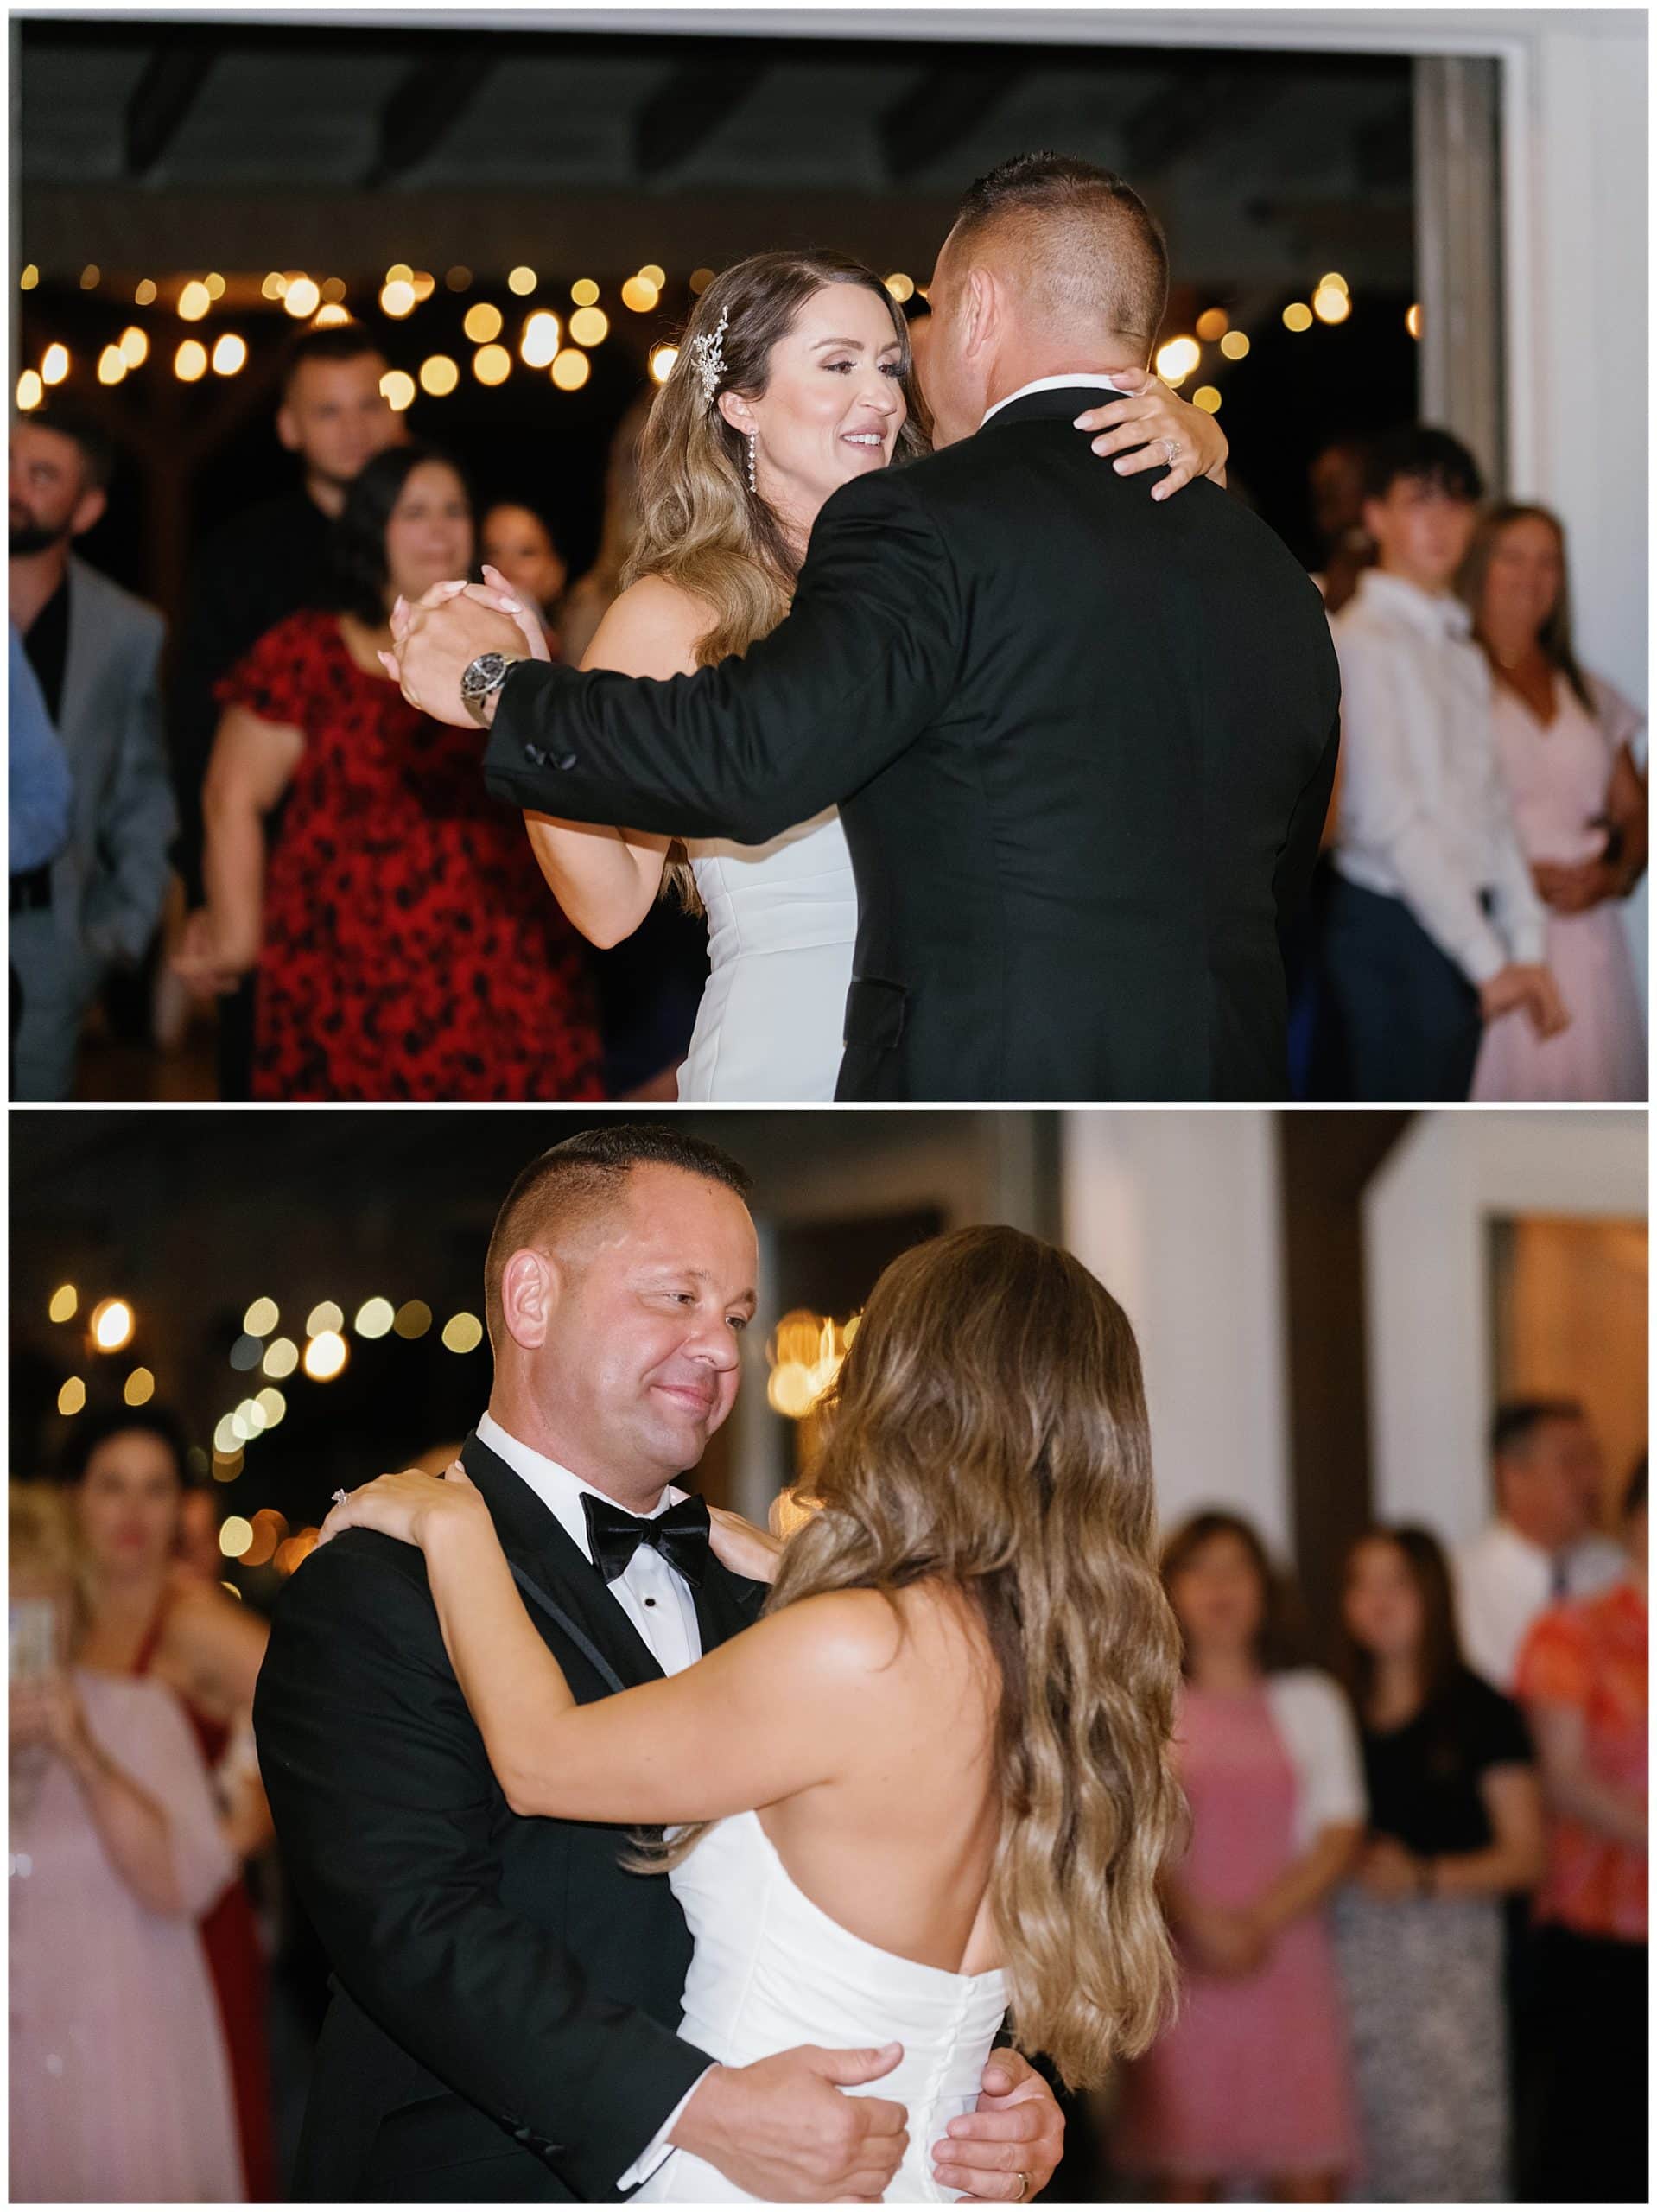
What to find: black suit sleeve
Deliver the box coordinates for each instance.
[252,1534,711,2201]
[483,466,965,845]
[1273,708,1341,945]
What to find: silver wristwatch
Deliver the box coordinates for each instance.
[459,650,524,724]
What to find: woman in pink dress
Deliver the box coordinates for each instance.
[9,1484,243,2202]
[1464,504,1647,1101]
[1115,1513,1365,2200]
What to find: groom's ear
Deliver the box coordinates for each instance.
[498,1246,559,1351]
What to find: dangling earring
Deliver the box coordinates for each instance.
[746,432,758,495]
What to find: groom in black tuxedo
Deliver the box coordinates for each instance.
[254,1123,1063,2202]
[390,152,1341,1103]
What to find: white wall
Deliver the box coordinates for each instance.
[1363,1109,1648,1548]
[1062,1111,1292,1554]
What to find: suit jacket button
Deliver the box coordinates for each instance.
[556,753,577,772]
[523,743,546,766]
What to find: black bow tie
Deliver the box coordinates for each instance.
[580,1491,711,1589]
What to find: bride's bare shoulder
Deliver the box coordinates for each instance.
[581,573,715,681]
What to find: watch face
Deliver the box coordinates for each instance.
[461,652,509,699]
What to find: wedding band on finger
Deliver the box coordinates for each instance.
[1013,2175,1029,2202]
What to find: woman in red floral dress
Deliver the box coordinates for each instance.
[177,445,605,1101]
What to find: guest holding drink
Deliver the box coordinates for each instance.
[1115,1512,1364,2200]
[9,1483,243,2202]
[1332,1527,1544,2200]
[1464,504,1647,1100]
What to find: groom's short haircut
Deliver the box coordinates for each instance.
[485,1124,754,1343]
[951,151,1169,357]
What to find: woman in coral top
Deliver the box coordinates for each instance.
[178,445,605,1102]
[1515,1455,1647,2203]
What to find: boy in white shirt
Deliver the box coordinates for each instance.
[1324,427,1566,1097]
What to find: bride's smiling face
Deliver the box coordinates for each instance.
[718,283,905,529]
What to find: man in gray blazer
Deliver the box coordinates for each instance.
[10,407,175,1098]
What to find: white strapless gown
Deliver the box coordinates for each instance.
[635,1811,1007,2204]
[676,810,857,1102]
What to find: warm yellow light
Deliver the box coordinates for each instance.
[119,324,149,368]
[1195,307,1228,342]
[236,1395,268,1437]
[58,1377,86,1417]
[305,1300,344,1337]
[219,1516,254,1560]
[175,339,207,382]
[620,275,660,315]
[441,1312,484,1355]
[649,343,679,385]
[243,1297,278,1337]
[205,271,226,300]
[508,265,537,296]
[255,1386,287,1427]
[178,278,211,321]
[48,1285,78,1324]
[640,264,666,289]
[1283,302,1314,334]
[418,354,459,397]
[445,265,473,291]
[134,277,157,306]
[689,268,714,296]
[98,345,127,386]
[92,1298,134,1353]
[1193,386,1222,414]
[385,264,413,285]
[463,302,503,343]
[568,306,608,348]
[520,309,560,367]
[124,1366,156,1407]
[1312,284,1351,326]
[41,343,70,386]
[1220,329,1251,361]
[550,348,591,392]
[381,279,416,319]
[393,1300,433,1340]
[213,1414,242,1457]
[473,344,511,385]
[1154,336,1201,386]
[303,1330,349,1382]
[212,1447,244,1482]
[1406,302,1423,340]
[379,369,416,413]
[311,303,352,328]
[242,1510,287,1568]
[885,272,915,302]
[283,276,321,319]
[263,1335,299,1379]
[20,263,39,290]
[1319,271,1349,296]
[410,271,435,303]
[262,271,287,301]
[354,1296,395,1339]
[321,276,347,303]
[79,264,100,291]
[16,369,43,411]
[570,278,600,307]
[212,332,248,375]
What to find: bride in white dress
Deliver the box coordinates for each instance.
[321,1224,1187,2202]
[492,250,1227,1101]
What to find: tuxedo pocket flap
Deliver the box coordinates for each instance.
[842,976,908,1052]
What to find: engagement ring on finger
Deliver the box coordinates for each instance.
[1161,437,1180,467]
[332,1489,347,1507]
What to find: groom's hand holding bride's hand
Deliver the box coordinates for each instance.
[384,564,548,728]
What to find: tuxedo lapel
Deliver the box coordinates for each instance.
[692,1555,769,1656]
[458,1432,665,1691]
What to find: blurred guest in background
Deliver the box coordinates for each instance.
[1333,1527,1543,2200]
[1308,436,1372,616]
[175,443,605,1100]
[65,1406,277,2199]
[10,1482,243,2202]
[1456,1398,1624,1692]
[1514,1456,1647,2205]
[1463,504,1647,1102]
[9,618,73,1077]
[1115,1511,1363,2201]
[8,405,175,1099]
[1324,428,1564,1100]
[166,322,406,1098]
[480,499,568,655]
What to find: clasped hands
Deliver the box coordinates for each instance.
[384,563,548,728]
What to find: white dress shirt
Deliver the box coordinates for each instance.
[1330,568,1547,985]
[1453,1516,1628,1689]
[981,371,1140,427]
[473,1411,710,2187]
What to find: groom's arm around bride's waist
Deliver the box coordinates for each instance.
[252,1532,710,2201]
[483,468,965,846]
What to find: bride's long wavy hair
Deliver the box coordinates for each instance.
[651,1224,1185,2088]
[624,250,930,906]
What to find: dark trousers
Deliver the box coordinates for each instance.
[1323,874,1483,1100]
[216,973,257,1101]
[1528,1926,1647,2204]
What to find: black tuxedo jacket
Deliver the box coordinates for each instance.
[252,1433,765,2202]
[483,385,1341,1101]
